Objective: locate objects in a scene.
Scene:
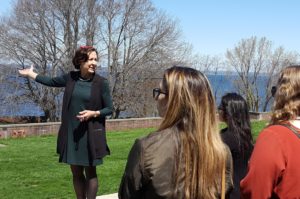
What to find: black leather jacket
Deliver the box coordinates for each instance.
[119,127,233,199]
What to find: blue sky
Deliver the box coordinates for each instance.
[0,1,12,16]
[1,0,299,56]
[152,0,300,56]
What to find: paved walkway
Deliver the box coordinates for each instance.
[96,193,118,199]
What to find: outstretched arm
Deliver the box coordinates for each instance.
[19,64,67,87]
[18,65,38,80]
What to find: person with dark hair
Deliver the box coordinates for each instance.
[241,65,300,198]
[218,93,254,199]
[119,66,233,199]
[18,46,113,199]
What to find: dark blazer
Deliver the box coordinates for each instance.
[57,71,110,162]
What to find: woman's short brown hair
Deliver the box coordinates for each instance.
[72,46,98,69]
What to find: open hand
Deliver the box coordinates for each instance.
[18,65,37,79]
[18,64,34,76]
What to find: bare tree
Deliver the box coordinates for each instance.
[0,64,19,116]
[0,0,99,121]
[261,48,299,111]
[0,0,194,120]
[226,36,299,112]
[190,54,226,102]
[97,0,192,118]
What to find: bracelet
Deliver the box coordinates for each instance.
[94,111,99,118]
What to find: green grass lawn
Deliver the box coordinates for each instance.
[0,121,268,199]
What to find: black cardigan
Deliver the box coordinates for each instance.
[57,71,111,161]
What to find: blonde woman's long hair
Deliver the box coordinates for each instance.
[271,65,300,124]
[158,66,228,199]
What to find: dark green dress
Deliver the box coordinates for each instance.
[36,74,113,166]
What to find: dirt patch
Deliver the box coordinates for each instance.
[0,144,6,147]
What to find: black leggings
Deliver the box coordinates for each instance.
[70,165,98,199]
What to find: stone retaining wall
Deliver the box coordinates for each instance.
[0,112,272,139]
[249,112,272,120]
[0,117,162,139]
